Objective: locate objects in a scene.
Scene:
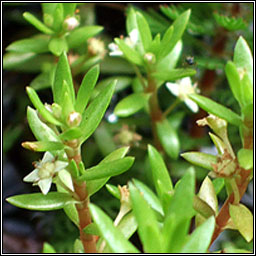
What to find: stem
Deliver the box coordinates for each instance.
[162,99,180,119]
[133,64,147,90]
[68,146,97,253]
[209,168,251,248]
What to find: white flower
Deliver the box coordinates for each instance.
[166,77,199,113]
[108,29,139,57]
[23,152,68,195]
[64,16,79,30]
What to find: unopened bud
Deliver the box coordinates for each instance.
[67,111,82,127]
[88,38,106,58]
[144,52,156,64]
[63,16,79,31]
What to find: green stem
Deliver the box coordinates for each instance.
[162,99,181,119]
[133,64,147,90]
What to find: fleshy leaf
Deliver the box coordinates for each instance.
[89,204,139,253]
[181,216,215,253]
[48,37,68,56]
[22,141,64,152]
[6,192,77,211]
[229,203,253,242]
[78,157,134,181]
[189,94,242,126]
[129,183,163,253]
[152,68,196,81]
[237,148,253,170]
[181,152,217,171]
[114,92,150,117]
[105,184,120,199]
[156,119,180,159]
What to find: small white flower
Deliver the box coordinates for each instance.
[64,16,79,30]
[23,152,68,195]
[166,77,199,113]
[108,29,139,57]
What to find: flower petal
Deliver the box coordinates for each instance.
[166,82,179,97]
[23,169,39,182]
[42,152,55,163]
[38,178,52,195]
[184,98,199,113]
[54,161,69,172]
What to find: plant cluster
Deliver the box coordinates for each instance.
[3,3,253,253]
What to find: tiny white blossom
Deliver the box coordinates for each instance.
[64,16,79,30]
[166,77,199,113]
[108,29,139,57]
[23,152,68,195]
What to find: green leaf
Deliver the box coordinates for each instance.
[132,178,164,216]
[30,67,56,90]
[26,87,62,126]
[234,36,253,85]
[225,61,243,105]
[73,239,84,253]
[48,37,68,56]
[212,178,225,195]
[22,141,64,152]
[78,157,134,181]
[42,3,58,27]
[106,184,120,199]
[181,216,215,253]
[156,119,180,159]
[114,38,143,66]
[86,147,130,196]
[53,52,75,105]
[241,73,253,105]
[59,127,83,141]
[197,176,218,214]
[62,3,77,17]
[158,9,190,59]
[237,149,253,170]
[168,167,195,220]
[75,65,100,113]
[23,12,54,35]
[115,212,137,239]
[157,25,173,59]
[89,204,139,253]
[148,144,173,201]
[67,26,103,49]
[189,94,242,126]
[3,52,36,70]
[83,223,100,236]
[193,196,216,219]
[152,68,196,81]
[114,92,150,117]
[80,80,116,142]
[6,37,49,54]
[136,11,152,52]
[42,242,56,253]
[52,3,64,32]
[27,107,60,142]
[181,152,217,171]
[129,183,163,253]
[126,7,137,34]
[229,203,253,242]
[6,192,77,211]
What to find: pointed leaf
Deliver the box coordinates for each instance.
[80,80,116,142]
[6,37,49,54]
[181,216,215,253]
[75,65,100,113]
[189,94,242,126]
[59,127,83,141]
[132,178,164,216]
[52,3,64,32]
[53,52,75,105]
[237,148,253,170]
[114,38,143,66]
[22,141,64,152]
[106,184,120,199]
[83,223,100,236]
[148,144,173,200]
[23,12,54,34]
[27,107,60,142]
[6,192,77,211]
[26,87,62,126]
[136,12,152,52]
[234,36,253,85]
[212,178,225,195]
[181,152,217,171]
[89,204,139,253]
[67,26,103,49]
[156,119,180,159]
[241,73,253,105]
[114,92,150,117]
[78,157,134,181]
[229,203,253,242]
[152,68,196,81]
[86,147,130,196]
[129,183,163,253]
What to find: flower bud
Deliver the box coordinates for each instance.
[88,38,106,59]
[67,111,82,127]
[63,16,79,31]
[144,52,156,64]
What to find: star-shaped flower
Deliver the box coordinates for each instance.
[166,77,199,113]
[23,152,68,195]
